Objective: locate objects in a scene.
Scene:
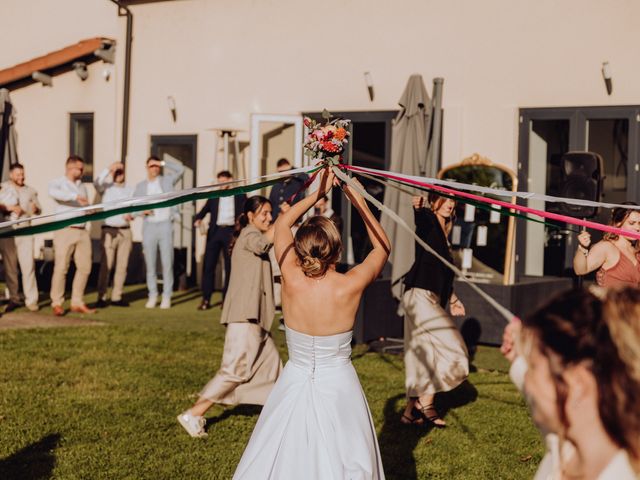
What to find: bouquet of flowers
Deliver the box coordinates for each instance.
[303,109,351,163]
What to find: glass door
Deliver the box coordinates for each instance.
[517,106,640,280]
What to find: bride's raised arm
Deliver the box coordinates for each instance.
[274,167,334,267]
[343,178,391,287]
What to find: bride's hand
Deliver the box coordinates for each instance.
[318,167,335,195]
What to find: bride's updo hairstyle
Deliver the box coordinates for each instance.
[294,216,342,278]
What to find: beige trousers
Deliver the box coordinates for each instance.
[200,322,282,406]
[0,236,20,303]
[97,227,132,301]
[50,227,92,307]
[403,288,469,397]
[15,235,38,307]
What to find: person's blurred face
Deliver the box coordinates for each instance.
[217,174,232,190]
[248,202,273,232]
[276,162,292,173]
[114,169,125,184]
[9,167,24,186]
[523,339,563,435]
[66,161,84,181]
[147,161,161,179]
[436,198,456,218]
[620,211,640,240]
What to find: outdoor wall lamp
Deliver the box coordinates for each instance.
[94,40,116,64]
[364,71,374,101]
[73,62,89,81]
[601,61,613,95]
[167,96,177,122]
[31,71,52,87]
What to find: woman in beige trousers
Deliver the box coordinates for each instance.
[401,193,469,427]
[178,196,282,438]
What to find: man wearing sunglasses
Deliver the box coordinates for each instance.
[133,156,185,309]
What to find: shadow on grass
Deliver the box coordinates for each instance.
[0,433,61,480]
[204,404,263,431]
[378,381,478,480]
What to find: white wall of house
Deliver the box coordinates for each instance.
[2,0,639,258]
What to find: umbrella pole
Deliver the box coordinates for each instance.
[427,77,444,178]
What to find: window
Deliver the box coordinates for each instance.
[69,113,94,182]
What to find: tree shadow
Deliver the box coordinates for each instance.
[378,381,478,480]
[204,404,263,430]
[0,433,61,480]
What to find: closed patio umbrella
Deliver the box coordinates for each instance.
[0,89,18,180]
[381,74,443,299]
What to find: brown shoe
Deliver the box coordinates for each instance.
[52,305,65,316]
[70,304,96,314]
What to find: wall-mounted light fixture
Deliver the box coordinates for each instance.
[602,61,613,95]
[94,39,116,64]
[167,96,177,122]
[364,71,374,101]
[31,71,52,87]
[73,62,88,81]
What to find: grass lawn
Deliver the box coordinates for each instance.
[0,285,543,479]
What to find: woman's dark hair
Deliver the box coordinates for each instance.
[229,196,271,253]
[604,201,639,242]
[523,287,640,460]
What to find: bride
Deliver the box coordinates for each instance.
[233,167,390,479]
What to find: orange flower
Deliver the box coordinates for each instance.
[321,141,340,153]
[334,128,347,141]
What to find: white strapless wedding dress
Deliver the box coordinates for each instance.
[233,325,385,480]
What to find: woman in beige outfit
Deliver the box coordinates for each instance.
[178,196,282,438]
[401,193,469,427]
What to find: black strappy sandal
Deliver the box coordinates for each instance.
[416,401,446,428]
[400,407,425,425]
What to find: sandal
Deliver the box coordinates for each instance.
[400,407,425,425]
[416,401,446,428]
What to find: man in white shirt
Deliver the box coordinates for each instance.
[133,156,185,309]
[94,161,134,308]
[0,163,42,311]
[48,155,94,316]
[193,171,246,310]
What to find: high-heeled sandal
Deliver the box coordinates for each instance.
[417,401,446,427]
[400,407,425,425]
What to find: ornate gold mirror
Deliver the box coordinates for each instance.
[438,153,517,285]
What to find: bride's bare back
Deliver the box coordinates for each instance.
[274,169,390,337]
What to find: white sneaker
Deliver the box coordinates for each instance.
[145,296,158,309]
[160,298,171,309]
[177,411,208,438]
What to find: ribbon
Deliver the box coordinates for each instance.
[332,165,516,323]
[347,164,640,211]
[344,165,640,241]
[0,166,318,238]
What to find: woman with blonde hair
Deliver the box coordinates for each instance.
[515,287,640,479]
[233,168,390,480]
[574,205,640,288]
[400,193,469,426]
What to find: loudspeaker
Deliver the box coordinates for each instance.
[556,151,603,218]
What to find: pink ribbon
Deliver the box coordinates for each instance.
[344,164,640,241]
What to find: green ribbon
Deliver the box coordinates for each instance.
[0,178,281,238]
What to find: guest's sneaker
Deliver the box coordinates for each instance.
[145,296,158,309]
[26,303,39,312]
[95,299,109,309]
[160,298,171,309]
[111,299,129,307]
[177,411,208,438]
